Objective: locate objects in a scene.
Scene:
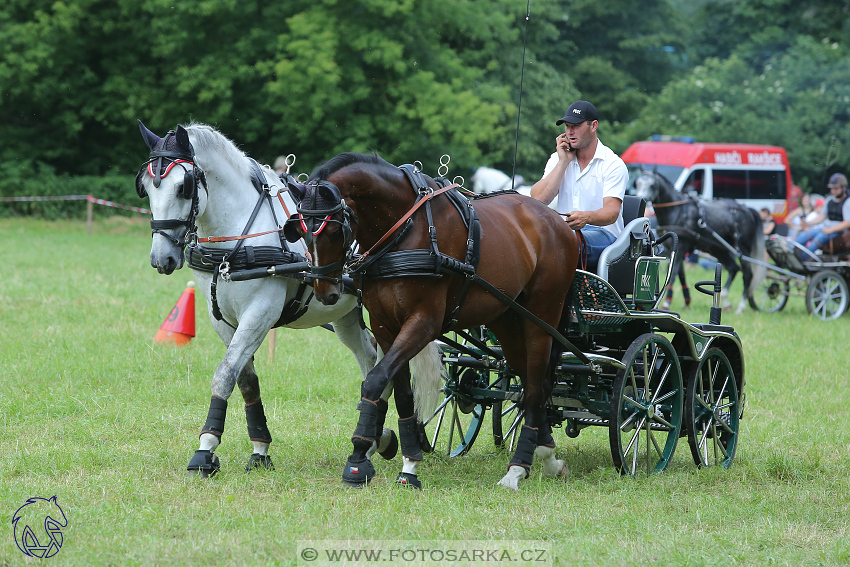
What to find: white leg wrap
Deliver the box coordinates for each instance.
[199,432,219,452]
[251,441,270,456]
[535,446,568,479]
[497,465,528,491]
[401,456,419,476]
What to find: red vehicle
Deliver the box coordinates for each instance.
[622,137,794,222]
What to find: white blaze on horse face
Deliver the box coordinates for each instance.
[634,174,656,202]
[147,170,192,271]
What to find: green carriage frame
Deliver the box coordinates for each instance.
[424,236,746,476]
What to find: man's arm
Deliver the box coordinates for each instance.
[822,220,850,235]
[530,159,568,205]
[531,133,575,205]
[564,197,622,230]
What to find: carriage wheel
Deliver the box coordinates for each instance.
[749,276,790,313]
[686,347,740,469]
[609,333,683,476]
[805,271,849,321]
[422,387,485,458]
[492,372,524,451]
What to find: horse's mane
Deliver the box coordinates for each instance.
[311,152,394,181]
[185,122,251,178]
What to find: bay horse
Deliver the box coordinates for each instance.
[136,122,395,477]
[635,170,766,314]
[284,153,580,490]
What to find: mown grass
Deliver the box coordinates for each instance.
[1,217,849,566]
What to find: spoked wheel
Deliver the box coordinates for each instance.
[749,275,790,313]
[686,347,740,468]
[609,333,683,476]
[422,368,486,458]
[805,270,849,321]
[492,372,524,451]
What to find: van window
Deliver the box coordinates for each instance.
[683,170,704,196]
[712,169,785,200]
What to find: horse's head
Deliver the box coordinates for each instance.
[283,179,357,305]
[136,120,207,274]
[634,170,661,204]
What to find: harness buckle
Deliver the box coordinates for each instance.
[219,261,231,281]
[186,232,199,249]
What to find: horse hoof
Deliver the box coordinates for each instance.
[342,458,375,486]
[396,472,422,489]
[378,429,399,461]
[186,449,220,478]
[245,453,275,472]
[497,465,528,491]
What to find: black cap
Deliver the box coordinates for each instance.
[556,100,599,125]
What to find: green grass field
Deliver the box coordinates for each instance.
[1,217,849,566]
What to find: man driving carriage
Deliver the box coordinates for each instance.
[794,173,850,255]
[529,100,628,269]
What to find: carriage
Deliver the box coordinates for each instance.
[136,123,744,487]
[751,233,850,321]
[423,196,745,475]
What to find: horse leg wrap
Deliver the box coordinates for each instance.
[344,399,380,486]
[351,398,380,443]
[201,396,227,439]
[537,422,555,449]
[509,425,538,470]
[245,401,272,443]
[398,416,423,461]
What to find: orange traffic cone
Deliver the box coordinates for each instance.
[154,281,196,346]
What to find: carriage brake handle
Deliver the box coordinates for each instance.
[694,263,723,325]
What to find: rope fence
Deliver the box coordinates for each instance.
[0,194,150,234]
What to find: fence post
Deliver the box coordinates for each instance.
[86,195,93,234]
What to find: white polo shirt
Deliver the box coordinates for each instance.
[542,138,628,238]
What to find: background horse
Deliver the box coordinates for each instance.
[635,170,766,313]
[136,121,389,477]
[285,153,579,490]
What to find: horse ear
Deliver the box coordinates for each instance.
[176,125,191,153]
[138,119,161,151]
[317,183,339,203]
[287,181,306,202]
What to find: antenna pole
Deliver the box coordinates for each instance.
[511,0,531,190]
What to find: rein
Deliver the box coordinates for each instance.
[198,192,292,243]
[650,199,690,208]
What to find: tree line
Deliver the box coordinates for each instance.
[1,0,848,214]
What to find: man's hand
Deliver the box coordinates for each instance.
[556,133,576,163]
[565,210,590,230]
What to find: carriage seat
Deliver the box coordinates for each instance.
[596,196,653,298]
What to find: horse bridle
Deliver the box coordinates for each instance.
[284,180,357,284]
[135,130,208,248]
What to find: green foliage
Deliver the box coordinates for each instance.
[615,37,850,189]
[1,0,849,203]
